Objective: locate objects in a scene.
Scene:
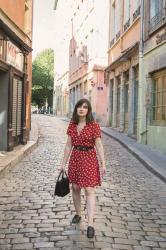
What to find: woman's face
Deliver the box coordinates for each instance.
[77,102,89,118]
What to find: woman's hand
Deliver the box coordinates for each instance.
[60,164,66,172]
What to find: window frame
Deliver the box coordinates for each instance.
[151,70,166,126]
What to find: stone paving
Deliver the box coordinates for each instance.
[0,115,166,250]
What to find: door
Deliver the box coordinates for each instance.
[12,78,22,145]
[116,78,120,127]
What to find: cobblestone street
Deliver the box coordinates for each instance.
[0,115,166,250]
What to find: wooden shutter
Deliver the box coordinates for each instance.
[17,80,22,135]
[12,79,17,137]
[12,78,22,138]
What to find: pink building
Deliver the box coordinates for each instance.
[68,0,109,124]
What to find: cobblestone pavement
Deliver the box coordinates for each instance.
[0,115,166,250]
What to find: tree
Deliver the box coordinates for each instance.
[32,49,54,109]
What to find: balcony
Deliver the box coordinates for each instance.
[149,6,166,34]
[110,38,115,48]
[133,5,141,22]
[124,18,130,32]
[116,31,121,41]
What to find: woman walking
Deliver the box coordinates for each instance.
[61,98,106,238]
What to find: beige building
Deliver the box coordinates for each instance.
[106,0,140,138]
[55,71,69,116]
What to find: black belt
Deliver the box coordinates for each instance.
[73,146,94,151]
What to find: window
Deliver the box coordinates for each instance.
[133,0,140,21]
[111,2,115,40]
[152,71,166,124]
[124,0,130,23]
[149,0,166,32]
[133,0,140,11]
[115,1,121,39]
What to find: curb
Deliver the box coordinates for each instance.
[101,128,166,183]
[0,121,40,177]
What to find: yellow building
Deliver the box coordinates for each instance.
[0,0,33,151]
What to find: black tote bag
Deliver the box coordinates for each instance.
[54,170,70,197]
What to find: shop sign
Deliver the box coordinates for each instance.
[156,29,166,45]
[6,41,24,71]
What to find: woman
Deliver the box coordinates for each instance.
[61,98,106,238]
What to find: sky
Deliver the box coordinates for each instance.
[32,0,56,60]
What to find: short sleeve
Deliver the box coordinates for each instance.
[93,122,101,139]
[66,122,73,136]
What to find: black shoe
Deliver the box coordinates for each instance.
[87,226,95,238]
[72,214,81,224]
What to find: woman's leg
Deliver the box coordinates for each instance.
[85,187,96,227]
[72,183,81,216]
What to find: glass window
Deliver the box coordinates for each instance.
[111,2,115,39]
[124,0,130,23]
[150,0,164,18]
[133,0,140,11]
[152,71,166,124]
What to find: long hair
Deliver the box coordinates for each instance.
[71,98,94,124]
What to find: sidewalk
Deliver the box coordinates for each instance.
[0,118,39,176]
[101,127,166,183]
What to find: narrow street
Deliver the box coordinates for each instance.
[0,115,166,250]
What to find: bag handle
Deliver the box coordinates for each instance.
[57,170,68,180]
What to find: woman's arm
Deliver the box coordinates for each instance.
[61,136,72,171]
[95,137,106,176]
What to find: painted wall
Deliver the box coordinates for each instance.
[148,126,166,153]
[108,19,140,66]
[138,43,166,153]
[0,0,25,29]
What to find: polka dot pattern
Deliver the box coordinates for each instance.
[66,121,101,188]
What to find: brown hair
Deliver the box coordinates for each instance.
[71,98,94,124]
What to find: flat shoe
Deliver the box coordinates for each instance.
[87,226,95,238]
[72,214,81,224]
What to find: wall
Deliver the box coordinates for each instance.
[0,0,25,30]
[138,41,166,152]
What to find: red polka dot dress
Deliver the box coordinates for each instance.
[67,121,101,188]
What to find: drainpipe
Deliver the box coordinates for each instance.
[138,0,145,143]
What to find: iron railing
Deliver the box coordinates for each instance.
[116,31,121,40]
[133,5,141,21]
[124,18,130,32]
[110,38,115,47]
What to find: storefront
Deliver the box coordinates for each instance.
[0,27,31,151]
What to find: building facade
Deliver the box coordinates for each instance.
[55,71,69,116]
[0,0,33,151]
[53,0,71,116]
[106,0,141,137]
[69,0,109,124]
[138,0,166,153]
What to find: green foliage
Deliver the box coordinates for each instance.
[32,49,54,108]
